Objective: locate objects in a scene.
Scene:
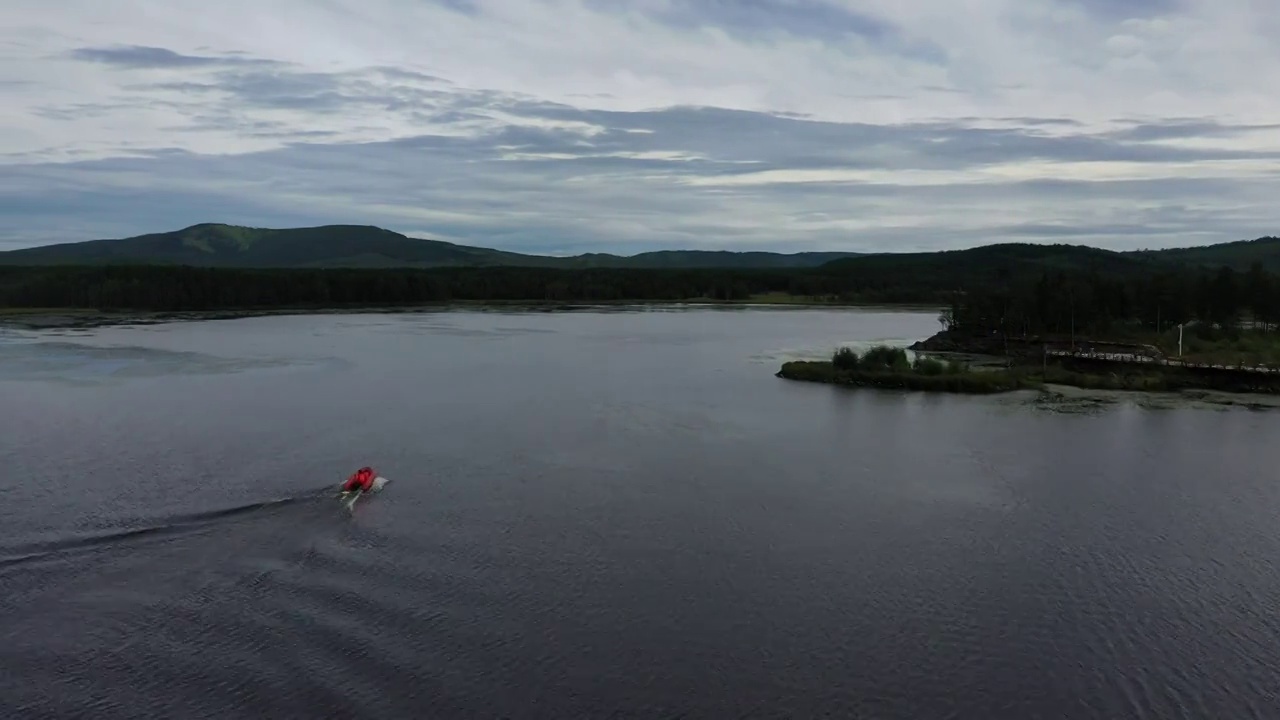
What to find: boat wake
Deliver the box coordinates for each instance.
[0,488,335,571]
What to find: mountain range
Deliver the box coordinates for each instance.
[0,224,861,270]
[0,222,1278,273]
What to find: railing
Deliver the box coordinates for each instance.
[1044,349,1280,374]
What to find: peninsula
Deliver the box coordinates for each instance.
[777,250,1280,397]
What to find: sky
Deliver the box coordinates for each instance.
[3,0,1279,255]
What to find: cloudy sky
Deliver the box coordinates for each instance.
[3,0,1279,255]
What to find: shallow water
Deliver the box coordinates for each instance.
[2,307,1278,719]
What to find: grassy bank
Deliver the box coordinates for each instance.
[1147,325,1280,367]
[1038,363,1280,394]
[779,359,1032,393]
[778,345,1280,396]
[778,346,1035,394]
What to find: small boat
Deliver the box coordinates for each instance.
[340,475,390,511]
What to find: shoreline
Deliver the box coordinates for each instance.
[777,357,1280,409]
[1033,383,1280,413]
[0,298,940,330]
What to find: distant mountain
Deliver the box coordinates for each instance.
[817,236,1280,279]
[3,222,1275,274]
[0,224,862,270]
[1129,236,1280,271]
[0,224,553,269]
[814,240,1167,292]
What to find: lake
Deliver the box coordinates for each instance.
[2,306,1278,719]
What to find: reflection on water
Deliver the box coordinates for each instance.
[0,339,343,384]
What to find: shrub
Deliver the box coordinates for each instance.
[778,359,1031,393]
[832,346,860,370]
[860,345,910,371]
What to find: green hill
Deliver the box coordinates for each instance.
[820,242,1166,278]
[4,222,1277,275]
[807,242,1176,304]
[819,237,1280,278]
[0,224,560,269]
[0,224,861,270]
[3,232,1279,313]
[1129,236,1280,271]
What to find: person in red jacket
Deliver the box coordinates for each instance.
[342,466,376,493]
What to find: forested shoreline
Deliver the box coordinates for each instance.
[771,257,1280,397]
[2,257,1280,340]
[940,263,1279,339]
[4,225,1280,317]
[0,264,934,310]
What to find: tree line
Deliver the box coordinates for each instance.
[3,259,1280,335]
[0,260,1008,310]
[0,265,812,310]
[944,262,1280,338]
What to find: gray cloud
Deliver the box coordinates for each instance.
[6,89,1278,253]
[67,45,283,69]
[1059,0,1182,21]
[480,102,1280,169]
[428,0,480,15]
[638,0,895,42]
[31,102,133,121]
[6,0,1280,255]
[589,0,947,62]
[135,65,455,116]
[581,0,952,65]
[1103,120,1280,142]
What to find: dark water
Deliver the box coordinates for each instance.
[2,307,1279,719]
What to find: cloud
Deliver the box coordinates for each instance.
[1,0,1278,254]
[1060,0,1180,22]
[642,0,950,64]
[605,0,893,43]
[66,45,284,69]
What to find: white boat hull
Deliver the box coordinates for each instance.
[342,476,389,511]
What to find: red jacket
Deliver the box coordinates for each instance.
[343,467,376,492]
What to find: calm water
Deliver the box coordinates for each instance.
[2,307,1279,719]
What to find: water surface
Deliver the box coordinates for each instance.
[2,307,1278,719]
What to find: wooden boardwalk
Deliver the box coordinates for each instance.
[1045,349,1280,374]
